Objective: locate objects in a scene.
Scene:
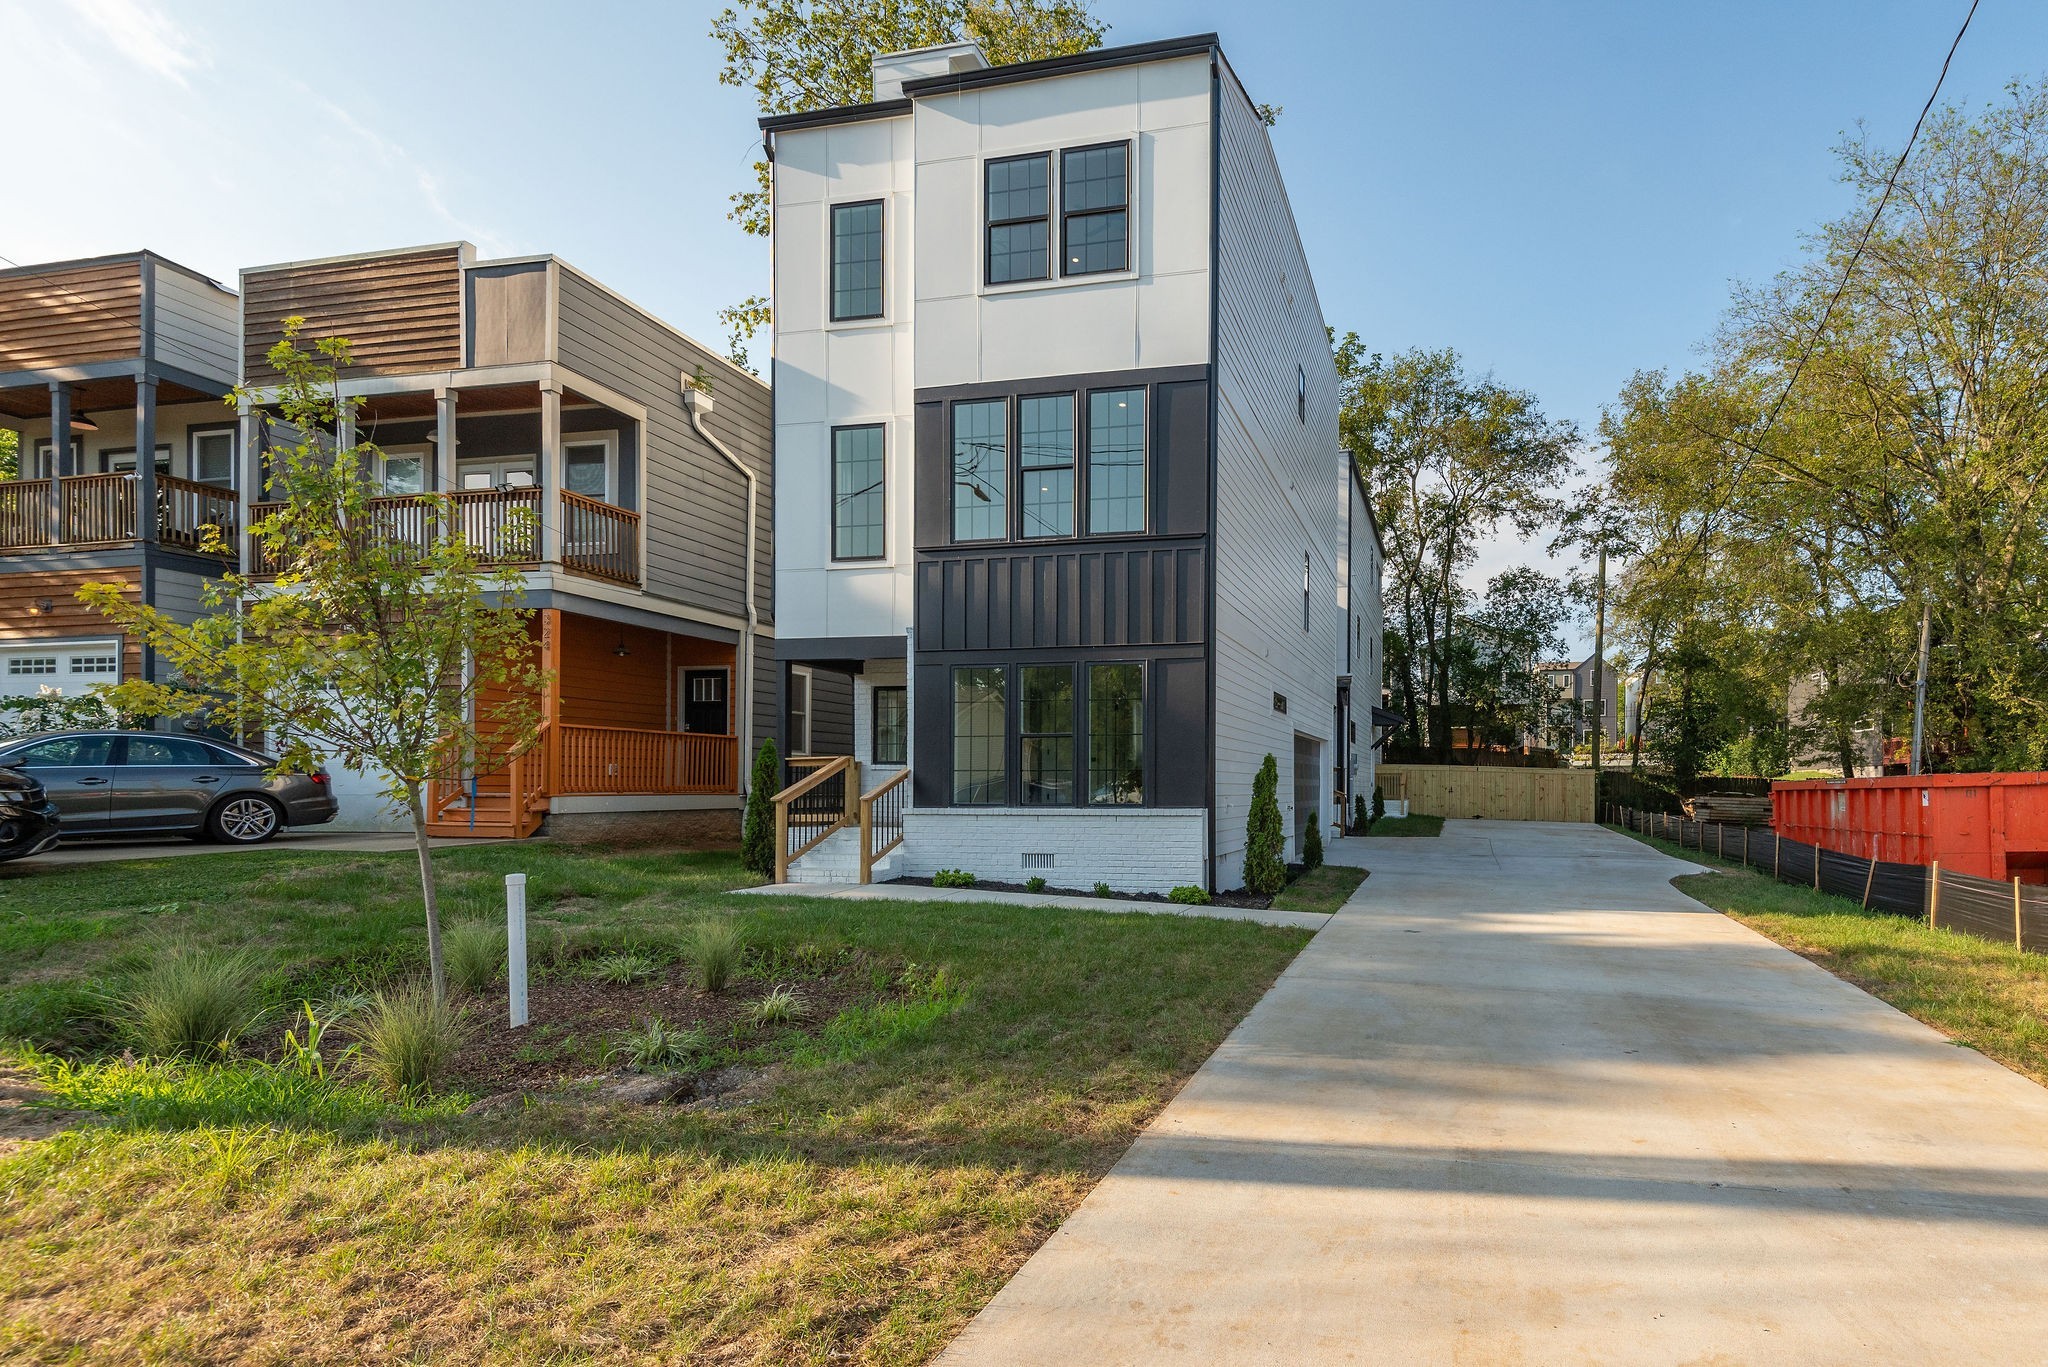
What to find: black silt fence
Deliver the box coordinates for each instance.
[1606,801,1932,919]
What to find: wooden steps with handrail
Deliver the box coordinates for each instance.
[771,758,909,884]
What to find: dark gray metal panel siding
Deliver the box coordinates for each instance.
[913,662,950,807]
[553,270,772,627]
[1157,379,1210,537]
[1156,657,1209,804]
[915,543,1207,652]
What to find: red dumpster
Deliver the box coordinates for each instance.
[1772,773,2048,884]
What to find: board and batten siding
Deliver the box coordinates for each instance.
[242,246,466,383]
[0,258,142,371]
[1209,73,1346,888]
[148,261,238,383]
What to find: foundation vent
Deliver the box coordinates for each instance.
[1021,853,1056,870]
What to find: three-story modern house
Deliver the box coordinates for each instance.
[235,243,775,840]
[764,32,1380,892]
[0,252,241,698]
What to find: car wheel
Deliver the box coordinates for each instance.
[209,795,283,845]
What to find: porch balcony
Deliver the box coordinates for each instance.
[0,472,237,554]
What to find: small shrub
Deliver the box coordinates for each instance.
[932,869,977,889]
[606,1017,710,1071]
[584,951,661,985]
[741,739,779,876]
[443,920,505,993]
[356,984,466,1094]
[749,984,806,1027]
[1092,881,1113,898]
[1024,875,1047,893]
[1303,810,1324,870]
[1354,793,1369,833]
[1244,754,1286,897]
[117,947,261,1059]
[1168,885,1211,905]
[1371,783,1386,825]
[686,919,745,993]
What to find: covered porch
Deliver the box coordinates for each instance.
[425,607,741,838]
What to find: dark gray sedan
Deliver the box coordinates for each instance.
[0,731,340,845]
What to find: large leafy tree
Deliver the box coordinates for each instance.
[711,0,1107,364]
[1338,337,1580,758]
[83,323,548,1002]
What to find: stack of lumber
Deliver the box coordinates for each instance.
[1685,793,1774,826]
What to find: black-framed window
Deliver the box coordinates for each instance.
[952,398,1008,541]
[952,667,1007,804]
[1020,665,1076,805]
[1086,388,1146,534]
[872,685,907,766]
[1061,142,1129,276]
[1087,663,1144,805]
[830,200,885,321]
[986,153,1051,284]
[1018,394,1075,538]
[1302,552,1312,632]
[831,424,886,559]
[1298,364,1307,423]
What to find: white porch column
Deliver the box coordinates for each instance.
[434,387,457,492]
[540,382,563,564]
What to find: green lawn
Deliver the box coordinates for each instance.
[1361,814,1444,837]
[1612,824,2048,1086]
[0,845,1310,1365]
[1271,864,1367,914]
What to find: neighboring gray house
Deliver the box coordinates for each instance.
[234,243,779,839]
[1536,653,1621,750]
[763,33,1382,892]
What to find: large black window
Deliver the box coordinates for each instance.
[831,424,885,560]
[830,200,884,321]
[1020,665,1076,805]
[952,399,1008,541]
[1061,142,1129,276]
[1088,663,1144,804]
[1018,394,1075,538]
[986,153,1050,284]
[872,685,907,766]
[952,667,1007,804]
[1086,388,1146,534]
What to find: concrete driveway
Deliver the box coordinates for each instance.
[942,820,2048,1364]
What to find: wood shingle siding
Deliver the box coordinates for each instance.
[242,246,465,382]
[0,260,143,371]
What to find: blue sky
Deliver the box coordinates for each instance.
[5,0,2035,651]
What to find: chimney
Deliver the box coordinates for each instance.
[871,40,988,101]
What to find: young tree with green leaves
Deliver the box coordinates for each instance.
[0,429,17,481]
[81,322,547,1003]
[710,0,1107,365]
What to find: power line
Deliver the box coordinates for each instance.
[1756,0,1980,439]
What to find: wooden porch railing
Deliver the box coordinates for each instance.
[157,474,238,552]
[556,725,736,794]
[0,480,52,548]
[59,474,135,544]
[773,756,857,883]
[859,768,910,883]
[427,725,550,838]
[560,489,641,585]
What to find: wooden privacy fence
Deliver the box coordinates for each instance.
[1610,803,2048,952]
[1379,764,1595,823]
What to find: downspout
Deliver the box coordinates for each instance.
[683,385,760,789]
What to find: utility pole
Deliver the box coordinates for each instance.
[1910,601,1931,777]
[1590,547,1606,774]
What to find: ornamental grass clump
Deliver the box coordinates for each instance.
[443,920,505,993]
[686,919,745,994]
[117,947,262,1060]
[749,984,806,1027]
[356,983,466,1095]
[606,1017,710,1071]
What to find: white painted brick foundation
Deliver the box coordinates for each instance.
[898,808,1209,894]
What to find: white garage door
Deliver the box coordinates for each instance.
[0,641,122,699]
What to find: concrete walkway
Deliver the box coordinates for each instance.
[735,879,1331,930]
[942,820,2048,1364]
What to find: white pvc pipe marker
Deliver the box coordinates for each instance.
[506,873,529,1028]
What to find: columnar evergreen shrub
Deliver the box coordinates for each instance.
[1303,811,1324,870]
[1244,754,1286,897]
[741,739,779,876]
[1353,793,1369,833]
[1372,783,1386,825]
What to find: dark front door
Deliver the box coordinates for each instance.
[681,669,729,735]
[1,735,116,830]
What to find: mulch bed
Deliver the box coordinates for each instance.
[888,864,1324,911]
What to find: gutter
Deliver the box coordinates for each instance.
[682,384,761,787]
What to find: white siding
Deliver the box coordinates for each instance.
[1209,72,1346,888]
[149,262,238,384]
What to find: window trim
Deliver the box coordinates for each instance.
[787,665,814,756]
[951,665,1009,805]
[829,422,888,562]
[1059,140,1132,279]
[828,198,887,324]
[97,444,173,476]
[376,445,431,498]
[1083,385,1149,538]
[871,684,907,767]
[560,430,620,506]
[28,437,83,480]
[188,423,240,488]
[950,396,1011,544]
[983,152,1052,287]
[1016,392,1077,541]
